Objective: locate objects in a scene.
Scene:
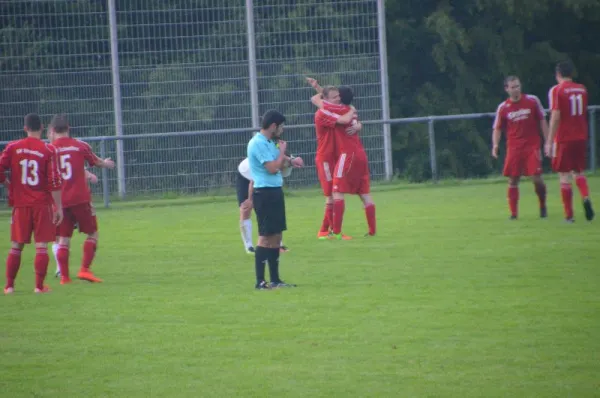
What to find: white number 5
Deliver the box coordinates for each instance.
[19,159,39,186]
[60,154,73,180]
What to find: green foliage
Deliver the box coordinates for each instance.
[386,0,600,178]
[1,0,599,183]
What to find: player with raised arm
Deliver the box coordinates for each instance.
[492,76,549,219]
[545,61,594,222]
[308,82,376,239]
[306,78,356,239]
[49,114,115,284]
[1,113,63,294]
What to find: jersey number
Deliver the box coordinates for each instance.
[569,94,584,116]
[59,154,73,180]
[19,159,39,186]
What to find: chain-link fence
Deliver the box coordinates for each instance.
[0,0,389,199]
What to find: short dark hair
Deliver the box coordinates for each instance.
[50,113,70,133]
[556,61,574,78]
[24,113,42,132]
[261,110,286,130]
[338,86,354,105]
[504,75,519,87]
[322,85,338,99]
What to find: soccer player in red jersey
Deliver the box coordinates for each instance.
[310,85,377,239]
[307,78,356,239]
[0,113,63,294]
[48,114,115,283]
[52,169,98,278]
[492,76,549,219]
[545,61,594,222]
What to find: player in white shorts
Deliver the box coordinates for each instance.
[237,155,301,254]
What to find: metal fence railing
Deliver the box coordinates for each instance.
[2,106,596,208]
[1,0,392,198]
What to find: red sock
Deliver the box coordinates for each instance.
[320,203,334,232]
[534,182,547,208]
[365,203,376,235]
[508,186,519,217]
[332,199,345,235]
[575,175,590,199]
[561,183,574,219]
[82,238,97,270]
[34,247,49,291]
[57,245,70,279]
[5,248,22,289]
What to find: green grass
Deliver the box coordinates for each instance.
[1,177,600,397]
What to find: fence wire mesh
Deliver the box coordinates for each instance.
[0,1,114,140]
[1,0,385,198]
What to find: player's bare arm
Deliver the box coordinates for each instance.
[336,109,356,125]
[263,141,287,174]
[546,110,560,157]
[95,157,115,169]
[311,94,324,109]
[306,77,323,94]
[540,118,550,145]
[51,190,64,225]
[85,170,99,184]
[492,128,502,158]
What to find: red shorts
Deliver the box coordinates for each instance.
[11,205,56,244]
[58,202,98,237]
[315,157,335,197]
[333,152,371,195]
[503,147,542,177]
[552,140,587,173]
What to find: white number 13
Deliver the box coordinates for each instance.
[19,159,39,186]
[569,94,583,116]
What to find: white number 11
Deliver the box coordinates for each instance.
[569,94,583,116]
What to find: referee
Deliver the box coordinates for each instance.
[247,110,297,290]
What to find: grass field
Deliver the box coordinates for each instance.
[1,177,600,398]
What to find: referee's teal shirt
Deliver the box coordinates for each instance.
[247,133,283,188]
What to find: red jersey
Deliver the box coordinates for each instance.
[0,137,62,207]
[548,81,588,142]
[319,102,364,156]
[493,94,545,149]
[314,105,338,160]
[52,137,100,208]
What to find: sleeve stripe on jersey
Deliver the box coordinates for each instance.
[47,144,62,190]
[493,102,504,129]
[548,85,558,109]
[76,138,93,151]
[526,94,546,115]
[321,109,340,119]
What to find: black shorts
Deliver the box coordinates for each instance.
[236,172,250,206]
[253,187,287,236]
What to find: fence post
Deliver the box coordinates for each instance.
[108,0,126,198]
[428,118,438,182]
[245,0,260,130]
[100,140,110,208]
[590,108,597,173]
[376,0,393,181]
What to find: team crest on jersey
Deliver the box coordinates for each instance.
[507,108,531,121]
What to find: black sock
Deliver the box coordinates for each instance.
[267,248,281,283]
[254,246,268,283]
